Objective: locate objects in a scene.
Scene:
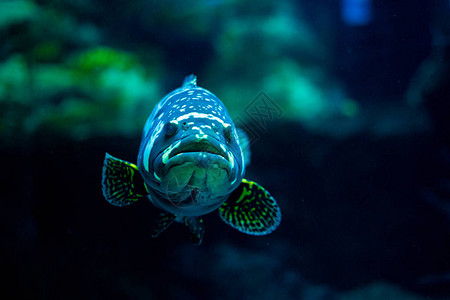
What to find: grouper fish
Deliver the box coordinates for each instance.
[102,75,281,244]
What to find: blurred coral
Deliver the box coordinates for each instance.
[0,0,358,140]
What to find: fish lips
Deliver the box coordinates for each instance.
[164,152,230,174]
[154,136,235,178]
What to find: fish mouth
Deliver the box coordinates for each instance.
[149,136,239,215]
[168,138,227,160]
[158,136,235,176]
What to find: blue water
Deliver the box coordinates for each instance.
[2,0,450,299]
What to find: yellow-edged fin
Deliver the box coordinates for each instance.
[218,179,281,235]
[102,153,147,206]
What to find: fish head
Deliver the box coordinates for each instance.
[138,97,245,216]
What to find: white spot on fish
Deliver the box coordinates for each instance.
[154,172,161,182]
[227,151,234,169]
[176,112,229,126]
[161,140,181,164]
[192,126,204,134]
[220,144,226,153]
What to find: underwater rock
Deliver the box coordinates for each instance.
[337,281,427,300]
[0,0,38,29]
[0,47,162,139]
[406,0,450,231]
[203,0,346,130]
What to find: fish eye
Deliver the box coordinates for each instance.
[223,124,233,143]
[164,121,178,137]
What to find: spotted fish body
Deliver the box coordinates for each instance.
[102,75,281,244]
[137,75,244,217]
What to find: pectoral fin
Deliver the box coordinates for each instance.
[219,179,281,235]
[102,153,147,206]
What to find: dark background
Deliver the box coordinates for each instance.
[2,0,450,299]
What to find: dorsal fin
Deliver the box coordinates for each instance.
[182,74,197,88]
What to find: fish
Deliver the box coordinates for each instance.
[101,74,281,244]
